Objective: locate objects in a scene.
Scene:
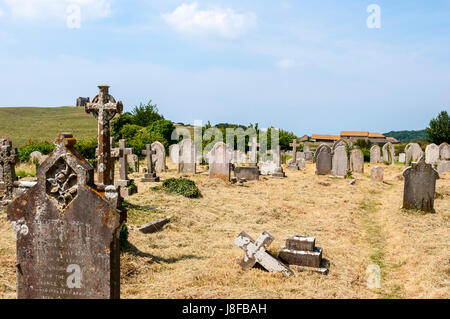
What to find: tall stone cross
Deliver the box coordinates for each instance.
[0,138,19,200]
[142,144,160,182]
[85,85,123,185]
[235,231,293,277]
[248,137,260,166]
[290,139,299,163]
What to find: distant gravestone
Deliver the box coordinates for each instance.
[0,137,18,207]
[315,144,332,175]
[209,142,233,182]
[439,143,450,160]
[370,145,381,164]
[7,133,125,299]
[114,139,137,197]
[371,166,384,182]
[178,139,196,174]
[405,143,423,165]
[169,144,180,164]
[436,160,450,174]
[231,150,247,165]
[142,144,160,182]
[382,142,395,165]
[425,143,439,166]
[402,158,439,212]
[248,137,260,167]
[152,141,167,173]
[332,141,348,177]
[350,149,364,173]
[76,97,90,107]
[127,154,139,173]
[29,151,48,165]
[234,167,259,181]
[288,139,300,170]
[398,153,406,163]
[304,151,314,162]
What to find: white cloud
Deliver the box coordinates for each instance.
[2,0,112,20]
[162,2,256,38]
[275,58,296,69]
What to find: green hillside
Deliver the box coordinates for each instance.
[383,129,428,143]
[0,106,97,147]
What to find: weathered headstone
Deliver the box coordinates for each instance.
[235,231,293,277]
[382,142,395,165]
[178,139,196,174]
[169,144,180,164]
[315,144,332,175]
[405,143,423,166]
[288,139,300,170]
[127,154,139,173]
[259,146,285,177]
[425,143,439,166]
[370,145,381,164]
[402,158,439,212]
[114,139,137,197]
[304,151,314,162]
[152,141,167,173]
[350,149,364,173]
[439,142,450,160]
[141,144,160,182]
[0,137,18,208]
[29,151,48,166]
[278,236,328,275]
[332,141,348,177]
[234,166,259,181]
[209,142,233,182]
[248,137,260,167]
[7,133,125,299]
[436,160,450,174]
[371,166,384,182]
[85,85,123,185]
[398,153,406,163]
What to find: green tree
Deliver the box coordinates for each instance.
[131,100,164,127]
[146,119,176,148]
[111,112,134,140]
[426,110,450,144]
[120,124,144,141]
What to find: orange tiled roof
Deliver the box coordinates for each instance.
[340,131,369,137]
[387,137,397,141]
[312,135,341,141]
[368,132,386,138]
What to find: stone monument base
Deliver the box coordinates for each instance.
[141,173,160,183]
[114,179,138,197]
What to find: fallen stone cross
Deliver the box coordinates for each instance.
[235,231,293,277]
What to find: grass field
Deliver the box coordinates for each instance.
[0,106,97,147]
[1,161,448,299]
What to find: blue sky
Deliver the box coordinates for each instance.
[0,0,449,136]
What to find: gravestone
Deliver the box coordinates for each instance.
[278,236,328,275]
[114,139,137,197]
[29,151,48,166]
[0,137,18,208]
[209,142,233,182]
[315,144,332,175]
[304,151,314,162]
[382,142,395,165]
[7,133,125,299]
[259,146,285,177]
[350,149,364,173]
[235,231,293,277]
[425,143,439,166]
[402,158,439,212]
[127,154,139,173]
[436,160,450,174]
[169,144,180,164]
[76,97,90,107]
[248,137,260,167]
[151,141,166,173]
[371,166,384,182]
[370,145,381,164]
[405,143,423,165]
[332,141,348,177]
[439,143,450,160]
[142,144,160,182]
[85,85,123,185]
[288,139,300,170]
[178,139,196,174]
[234,166,259,181]
[399,153,406,163]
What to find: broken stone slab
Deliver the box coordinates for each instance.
[138,217,171,234]
[285,236,315,251]
[278,247,322,268]
[235,231,293,277]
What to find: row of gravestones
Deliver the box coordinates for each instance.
[315,140,365,177]
[404,142,449,174]
[369,143,396,165]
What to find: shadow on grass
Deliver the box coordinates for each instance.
[122,242,205,264]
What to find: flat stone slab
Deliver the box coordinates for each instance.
[234,166,259,181]
[138,217,171,234]
[285,236,315,251]
[293,265,329,275]
[278,247,322,268]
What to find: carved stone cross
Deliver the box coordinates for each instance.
[85,85,123,185]
[235,231,293,277]
[142,144,160,182]
[290,139,299,163]
[118,139,133,181]
[248,137,260,167]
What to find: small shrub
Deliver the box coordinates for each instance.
[74,137,97,160]
[345,170,353,179]
[162,178,201,198]
[18,141,55,162]
[119,224,129,248]
[126,179,138,194]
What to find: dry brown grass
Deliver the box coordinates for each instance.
[0,162,449,299]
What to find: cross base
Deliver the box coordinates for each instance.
[114,179,138,197]
[141,173,160,182]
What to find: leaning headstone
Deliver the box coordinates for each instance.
[7,133,125,299]
[169,144,180,164]
[332,141,348,177]
[141,144,160,182]
[138,217,171,234]
[439,143,450,160]
[278,236,328,275]
[315,144,332,175]
[425,143,439,166]
[350,149,364,173]
[0,137,18,208]
[85,85,123,185]
[382,142,395,165]
[398,153,406,163]
[370,145,381,164]
[114,139,137,197]
[235,231,293,277]
[371,166,384,182]
[402,158,439,212]
[405,143,423,166]
[178,139,196,174]
[152,141,167,173]
[209,142,233,182]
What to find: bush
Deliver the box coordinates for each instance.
[128,129,167,157]
[74,137,97,160]
[120,124,144,141]
[162,178,201,198]
[119,224,129,248]
[131,100,164,127]
[18,141,55,162]
[146,119,176,148]
[111,112,134,140]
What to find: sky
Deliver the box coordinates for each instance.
[0,0,449,136]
